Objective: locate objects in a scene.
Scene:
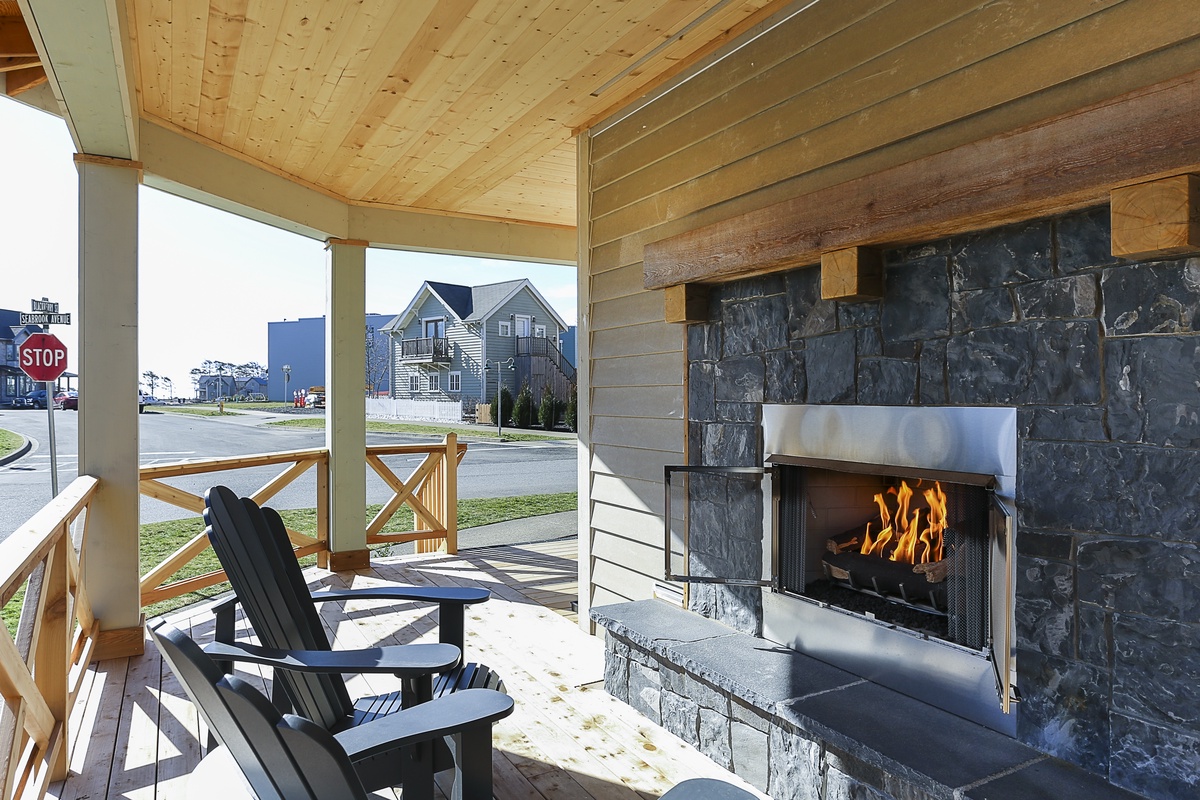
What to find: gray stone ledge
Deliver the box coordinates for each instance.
[593,599,1147,800]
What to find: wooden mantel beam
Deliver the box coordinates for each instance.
[644,68,1200,290]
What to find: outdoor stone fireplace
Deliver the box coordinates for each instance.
[593,206,1200,800]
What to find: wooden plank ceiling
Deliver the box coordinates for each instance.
[0,1,45,96]
[124,0,787,229]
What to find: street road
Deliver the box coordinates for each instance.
[0,407,578,543]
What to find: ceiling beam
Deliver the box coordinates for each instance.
[3,63,43,95]
[0,18,36,57]
[20,0,137,158]
[0,56,39,72]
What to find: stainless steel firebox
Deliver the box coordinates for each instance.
[664,405,1019,735]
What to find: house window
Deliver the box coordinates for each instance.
[534,324,546,338]
[429,373,441,392]
[449,371,461,393]
[423,318,445,338]
[498,320,511,337]
[409,374,420,392]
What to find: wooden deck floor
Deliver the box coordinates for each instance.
[48,538,763,800]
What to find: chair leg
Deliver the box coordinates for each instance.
[400,742,435,800]
[445,725,493,800]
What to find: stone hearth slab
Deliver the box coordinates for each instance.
[593,599,1146,800]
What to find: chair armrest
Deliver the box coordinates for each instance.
[203,640,461,678]
[309,586,489,651]
[335,688,514,760]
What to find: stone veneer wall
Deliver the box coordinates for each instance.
[681,207,1199,800]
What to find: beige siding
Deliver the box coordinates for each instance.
[581,0,1200,611]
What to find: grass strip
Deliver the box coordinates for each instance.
[0,428,22,460]
[157,406,243,417]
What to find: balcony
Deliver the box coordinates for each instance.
[398,336,450,363]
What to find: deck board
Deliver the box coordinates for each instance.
[48,539,764,800]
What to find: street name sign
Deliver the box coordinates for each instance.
[31,299,59,313]
[18,333,69,382]
[20,312,72,325]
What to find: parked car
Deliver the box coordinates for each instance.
[55,391,79,410]
[22,389,49,409]
[142,395,163,406]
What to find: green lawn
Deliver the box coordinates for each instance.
[269,416,573,441]
[157,405,243,417]
[4,491,577,633]
[0,428,22,460]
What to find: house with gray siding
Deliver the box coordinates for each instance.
[383,279,571,410]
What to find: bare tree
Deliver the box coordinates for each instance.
[141,370,160,394]
[365,325,390,397]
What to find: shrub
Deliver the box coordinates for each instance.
[538,384,558,429]
[489,386,513,425]
[564,383,578,432]
[512,381,534,428]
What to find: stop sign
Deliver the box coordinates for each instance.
[18,333,69,382]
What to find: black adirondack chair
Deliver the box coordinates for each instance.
[151,622,513,800]
[201,484,504,791]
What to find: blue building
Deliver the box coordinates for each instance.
[267,313,396,401]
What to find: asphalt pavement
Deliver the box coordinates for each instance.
[0,406,578,547]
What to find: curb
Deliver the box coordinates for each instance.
[0,435,32,467]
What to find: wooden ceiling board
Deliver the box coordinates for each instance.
[124,0,798,226]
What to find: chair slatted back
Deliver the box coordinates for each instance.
[204,485,355,729]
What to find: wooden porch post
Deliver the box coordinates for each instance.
[325,238,369,570]
[76,154,145,656]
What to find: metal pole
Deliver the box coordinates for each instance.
[45,378,58,496]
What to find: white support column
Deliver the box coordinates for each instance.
[76,154,144,656]
[575,132,593,632]
[325,238,369,570]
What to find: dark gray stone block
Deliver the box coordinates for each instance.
[699,706,733,770]
[1101,260,1200,336]
[701,422,760,466]
[768,726,822,800]
[591,600,741,650]
[886,240,952,265]
[629,660,662,724]
[1057,206,1120,274]
[688,422,704,467]
[688,321,723,362]
[1078,539,1200,622]
[951,287,1016,332]
[781,682,1040,793]
[1108,712,1200,800]
[966,756,1146,800]
[881,340,918,359]
[1077,603,1111,671]
[604,650,629,703]
[715,401,759,423]
[1015,275,1098,320]
[764,347,806,404]
[1112,614,1200,729]
[838,300,881,329]
[856,359,917,406]
[723,296,790,356]
[715,356,765,404]
[881,256,951,341]
[1105,335,1200,447]
[856,326,882,357]
[1016,555,1075,658]
[1017,531,1073,561]
[1019,442,1200,540]
[730,720,770,792]
[806,331,857,404]
[1015,649,1110,774]
[952,219,1053,290]
[731,697,771,732]
[689,362,717,422]
[786,268,838,339]
[722,273,786,302]
[661,690,700,746]
[917,338,947,404]
[1018,406,1108,442]
[946,321,1101,405]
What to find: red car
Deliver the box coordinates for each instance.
[55,391,78,410]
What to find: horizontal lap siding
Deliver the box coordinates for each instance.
[582,0,1200,609]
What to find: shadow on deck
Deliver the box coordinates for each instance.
[49,539,761,800]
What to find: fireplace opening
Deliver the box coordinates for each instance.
[775,462,993,651]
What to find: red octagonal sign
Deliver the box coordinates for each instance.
[19,333,69,382]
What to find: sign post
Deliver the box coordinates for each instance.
[19,298,71,496]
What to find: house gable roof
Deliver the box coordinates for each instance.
[383,278,568,333]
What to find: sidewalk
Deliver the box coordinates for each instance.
[459,510,577,549]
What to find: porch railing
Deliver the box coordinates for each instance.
[137,435,464,607]
[398,337,449,361]
[0,476,100,799]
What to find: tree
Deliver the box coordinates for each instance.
[365,326,390,397]
[141,370,160,394]
[163,376,174,399]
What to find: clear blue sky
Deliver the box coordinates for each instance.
[0,97,578,397]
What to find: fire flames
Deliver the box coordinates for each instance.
[859,480,947,565]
